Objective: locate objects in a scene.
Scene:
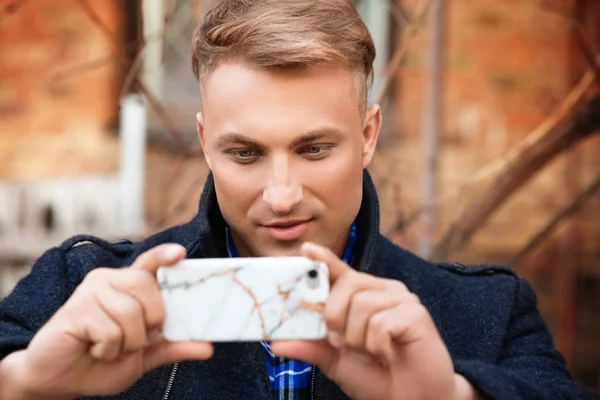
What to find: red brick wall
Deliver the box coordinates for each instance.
[0,0,125,180]
[388,0,600,257]
[397,1,573,142]
[388,0,600,388]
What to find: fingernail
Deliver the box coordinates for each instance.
[301,242,315,251]
[327,332,345,349]
[305,242,326,256]
[166,244,185,259]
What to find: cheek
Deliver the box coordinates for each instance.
[323,142,363,180]
[211,162,258,217]
[305,145,363,208]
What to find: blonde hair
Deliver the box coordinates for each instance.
[191,0,376,110]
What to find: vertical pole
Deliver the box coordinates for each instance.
[553,0,588,368]
[419,0,446,259]
[361,0,391,105]
[119,94,147,235]
[142,0,165,99]
[555,150,581,368]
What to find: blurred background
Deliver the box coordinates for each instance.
[0,0,599,391]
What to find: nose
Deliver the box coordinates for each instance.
[262,155,303,215]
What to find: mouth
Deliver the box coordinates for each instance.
[261,219,312,241]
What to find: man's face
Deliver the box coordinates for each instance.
[197,62,381,257]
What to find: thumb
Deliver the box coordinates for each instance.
[131,244,187,274]
[270,340,337,373]
[143,340,214,371]
[301,242,352,283]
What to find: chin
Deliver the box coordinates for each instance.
[253,241,304,257]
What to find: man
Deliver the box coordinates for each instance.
[0,0,596,399]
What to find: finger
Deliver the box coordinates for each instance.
[93,289,147,353]
[344,290,403,350]
[364,300,426,364]
[301,242,352,282]
[324,269,388,334]
[270,340,338,374]
[364,307,398,363]
[131,244,187,274]
[77,301,124,361]
[110,269,165,330]
[143,341,213,372]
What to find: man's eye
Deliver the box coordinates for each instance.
[227,149,261,163]
[236,149,254,158]
[301,145,332,158]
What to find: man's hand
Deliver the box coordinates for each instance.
[271,243,481,400]
[1,244,213,400]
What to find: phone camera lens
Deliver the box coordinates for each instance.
[306,269,320,289]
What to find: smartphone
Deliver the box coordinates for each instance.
[157,257,329,342]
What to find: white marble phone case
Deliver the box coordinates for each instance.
[157,257,329,342]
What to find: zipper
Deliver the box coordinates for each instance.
[162,362,179,400]
[310,365,316,400]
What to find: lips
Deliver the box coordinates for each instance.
[261,219,311,241]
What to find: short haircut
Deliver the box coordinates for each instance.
[191,0,376,112]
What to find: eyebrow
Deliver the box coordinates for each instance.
[215,128,345,150]
[215,133,263,149]
[290,128,344,147]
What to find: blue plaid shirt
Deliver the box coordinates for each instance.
[226,223,358,400]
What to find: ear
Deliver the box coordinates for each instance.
[197,112,212,170]
[361,104,382,168]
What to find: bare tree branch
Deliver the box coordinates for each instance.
[162,0,179,62]
[387,56,600,238]
[153,168,206,229]
[49,32,166,83]
[76,0,129,61]
[155,141,204,225]
[542,0,600,83]
[431,68,600,260]
[119,45,146,99]
[76,0,193,156]
[187,0,202,22]
[163,0,179,35]
[509,174,600,267]
[376,0,433,106]
[50,56,119,83]
[539,0,573,19]
[573,23,600,85]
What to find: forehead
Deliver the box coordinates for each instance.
[200,63,362,138]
